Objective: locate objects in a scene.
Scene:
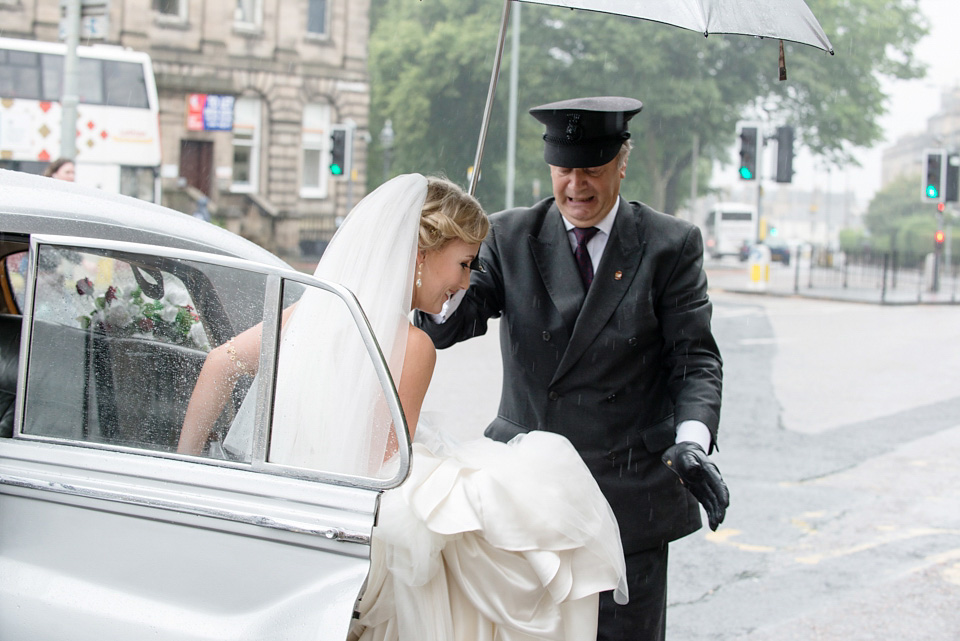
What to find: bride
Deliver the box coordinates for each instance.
[178,174,628,640]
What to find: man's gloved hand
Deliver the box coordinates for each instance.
[662,442,729,531]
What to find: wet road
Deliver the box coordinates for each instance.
[421,286,960,640]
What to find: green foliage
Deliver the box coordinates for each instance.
[863,173,936,242]
[368,0,928,214]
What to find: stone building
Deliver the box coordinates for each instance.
[882,85,960,189]
[0,0,370,260]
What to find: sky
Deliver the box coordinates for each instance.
[713,0,960,208]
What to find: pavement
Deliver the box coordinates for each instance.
[706,258,960,305]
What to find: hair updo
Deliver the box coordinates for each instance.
[418,176,489,252]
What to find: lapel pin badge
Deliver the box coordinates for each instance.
[614,270,623,280]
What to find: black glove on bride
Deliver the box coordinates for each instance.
[662,442,729,531]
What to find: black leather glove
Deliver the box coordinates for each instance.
[662,441,729,531]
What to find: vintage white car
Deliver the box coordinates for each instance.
[0,169,411,639]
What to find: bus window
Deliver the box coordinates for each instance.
[0,37,161,203]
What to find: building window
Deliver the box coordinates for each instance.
[307,0,328,36]
[301,103,331,198]
[153,0,187,21]
[234,0,262,28]
[232,96,261,192]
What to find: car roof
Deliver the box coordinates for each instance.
[0,169,288,268]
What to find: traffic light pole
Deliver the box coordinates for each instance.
[933,209,943,293]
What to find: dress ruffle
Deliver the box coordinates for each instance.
[350,423,627,641]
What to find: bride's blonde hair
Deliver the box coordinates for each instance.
[418,176,489,251]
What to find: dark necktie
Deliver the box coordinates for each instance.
[572,227,600,290]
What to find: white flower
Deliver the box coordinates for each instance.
[160,304,181,323]
[104,301,133,327]
[163,288,191,307]
[189,322,210,351]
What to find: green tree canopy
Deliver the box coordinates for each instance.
[368,0,928,215]
[857,173,947,256]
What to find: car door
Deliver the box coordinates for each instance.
[0,235,411,640]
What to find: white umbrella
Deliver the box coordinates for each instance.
[469,0,835,194]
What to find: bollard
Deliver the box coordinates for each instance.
[747,244,771,291]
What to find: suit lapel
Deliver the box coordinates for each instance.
[529,204,584,334]
[552,199,646,384]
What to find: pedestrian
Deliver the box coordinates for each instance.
[44,158,75,182]
[415,96,729,641]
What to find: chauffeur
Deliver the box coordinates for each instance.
[416,96,729,641]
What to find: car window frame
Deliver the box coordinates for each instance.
[12,234,412,491]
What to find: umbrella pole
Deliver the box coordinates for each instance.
[469,0,512,196]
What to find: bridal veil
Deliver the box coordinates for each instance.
[267,173,427,476]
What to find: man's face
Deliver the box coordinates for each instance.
[550,155,626,228]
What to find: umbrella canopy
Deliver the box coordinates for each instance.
[520,0,833,53]
[468,0,834,194]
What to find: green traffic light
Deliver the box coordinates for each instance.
[739,167,753,180]
[926,184,939,199]
[330,164,343,176]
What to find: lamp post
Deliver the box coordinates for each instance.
[379,119,395,183]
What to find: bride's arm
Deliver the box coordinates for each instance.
[177,305,298,456]
[395,326,437,441]
[176,322,262,455]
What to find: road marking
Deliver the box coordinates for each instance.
[794,527,960,565]
[705,528,776,553]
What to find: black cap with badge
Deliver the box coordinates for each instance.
[529,96,643,169]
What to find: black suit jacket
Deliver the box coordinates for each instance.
[416,197,723,552]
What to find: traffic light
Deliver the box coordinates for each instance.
[775,126,794,183]
[935,229,945,248]
[946,153,960,203]
[739,127,758,181]
[923,150,945,201]
[329,127,349,177]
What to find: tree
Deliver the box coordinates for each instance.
[859,173,943,256]
[368,0,928,214]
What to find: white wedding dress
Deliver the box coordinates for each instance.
[226,174,627,640]
[352,418,626,641]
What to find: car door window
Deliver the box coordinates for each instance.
[15,237,409,488]
[21,243,259,452]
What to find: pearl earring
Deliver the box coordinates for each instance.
[416,263,423,288]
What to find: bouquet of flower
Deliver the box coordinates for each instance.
[76,278,210,351]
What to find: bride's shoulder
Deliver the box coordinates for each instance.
[406,325,437,366]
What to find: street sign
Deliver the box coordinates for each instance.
[59,0,110,41]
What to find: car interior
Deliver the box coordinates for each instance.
[0,234,249,453]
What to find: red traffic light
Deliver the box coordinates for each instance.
[937,202,946,213]
[935,230,945,244]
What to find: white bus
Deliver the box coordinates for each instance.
[0,37,161,202]
[703,202,756,259]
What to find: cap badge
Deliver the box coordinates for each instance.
[565,114,583,142]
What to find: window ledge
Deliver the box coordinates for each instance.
[153,15,190,30]
[299,188,329,200]
[232,23,263,38]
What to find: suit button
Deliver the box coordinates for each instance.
[606,394,617,403]
[542,331,551,341]
[548,391,559,401]
[627,337,638,347]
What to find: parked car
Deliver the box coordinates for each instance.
[739,239,791,266]
[0,169,411,639]
[764,238,792,266]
